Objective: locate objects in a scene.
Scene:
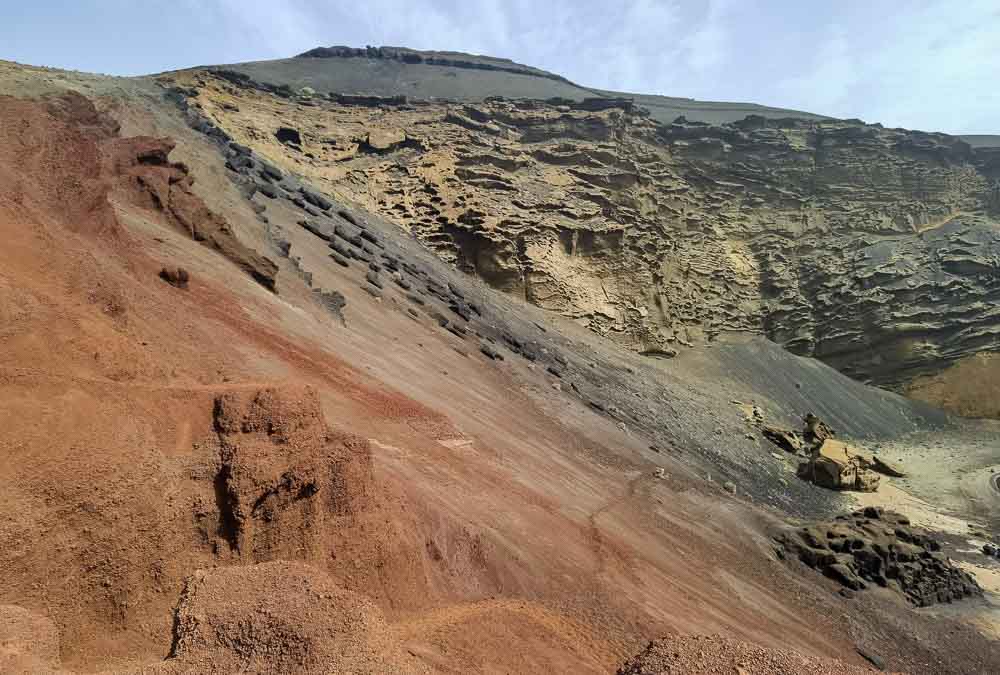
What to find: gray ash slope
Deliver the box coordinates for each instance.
[168,80,951,518]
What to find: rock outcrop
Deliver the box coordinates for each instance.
[204,386,378,563]
[110,134,278,291]
[761,414,904,490]
[164,69,1000,409]
[775,508,982,606]
[796,439,881,492]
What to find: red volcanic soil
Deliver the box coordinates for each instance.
[0,89,996,674]
[615,635,899,674]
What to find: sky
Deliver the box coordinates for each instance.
[2,0,997,134]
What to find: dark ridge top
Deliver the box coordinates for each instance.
[296,45,573,84]
[258,45,829,125]
[960,134,1000,148]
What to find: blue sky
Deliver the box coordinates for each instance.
[2,0,997,134]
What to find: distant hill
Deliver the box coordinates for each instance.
[960,134,1000,148]
[205,45,830,126]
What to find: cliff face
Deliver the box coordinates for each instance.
[170,70,1000,407]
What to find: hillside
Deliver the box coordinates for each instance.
[176,49,1000,417]
[206,45,828,125]
[0,50,998,674]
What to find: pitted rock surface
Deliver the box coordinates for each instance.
[163,70,1000,404]
[775,508,982,607]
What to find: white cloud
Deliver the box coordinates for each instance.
[681,0,729,74]
[775,24,856,115]
[769,0,998,132]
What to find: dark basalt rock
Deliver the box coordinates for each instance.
[329,240,354,260]
[298,218,332,241]
[299,186,333,211]
[275,126,302,146]
[256,182,279,199]
[775,509,982,606]
[258,160,284,182]
[315,289,346,323]
[479,344,503,360]
[449,301,472,322]
[226,154,254,172]
[446,323,468,339]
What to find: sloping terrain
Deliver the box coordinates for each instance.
[0,53,998,675]
[211,46,829,126]
[167,63,1000,417]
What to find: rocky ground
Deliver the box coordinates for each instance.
[616,635,893,674]
[0,55,998,674]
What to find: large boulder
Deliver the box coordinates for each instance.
[797,439,881,492]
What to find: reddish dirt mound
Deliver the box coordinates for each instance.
[206,386,378,561]
[157,561,428,674]
[616,635,887,675]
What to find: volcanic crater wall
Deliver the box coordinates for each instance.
[175,71,1000,400]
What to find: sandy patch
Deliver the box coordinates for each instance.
[849,481,976,535]
[957,562,1000,596]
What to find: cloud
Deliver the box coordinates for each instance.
[768,0,998,133]
[190,0,326,59]
[859,0,999,133]
[681,0,730,74]
[774,24,856,115]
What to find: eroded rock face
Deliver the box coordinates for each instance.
[206,386,376,562]
[108,134,278,291]
[172,72,1000,393]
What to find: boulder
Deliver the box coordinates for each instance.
[869,455,906,478]
[762,426,803,454]
[797,439,881,492]
[300,186,333,211]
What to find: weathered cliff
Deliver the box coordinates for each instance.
[165,68,1000,411]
